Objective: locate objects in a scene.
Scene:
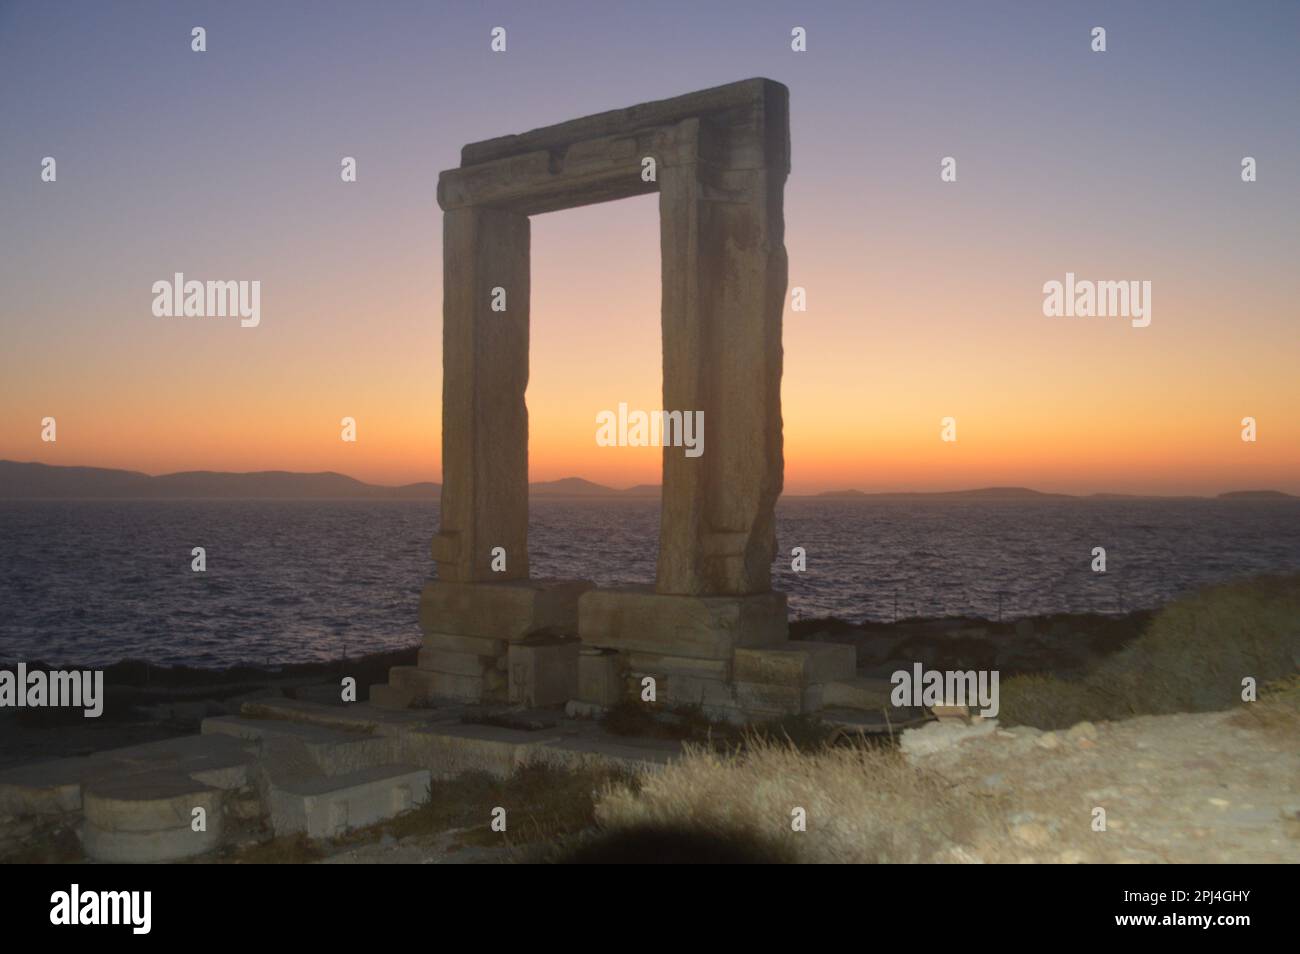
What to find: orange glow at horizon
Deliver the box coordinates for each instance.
[3,197,1297,497]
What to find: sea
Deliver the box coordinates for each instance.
[1,497,1298,667]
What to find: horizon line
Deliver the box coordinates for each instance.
[1,459,1295,501]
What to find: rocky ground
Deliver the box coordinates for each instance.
[261,699,1300,865]
[3,605,1295,864]
[899,704,1300,863]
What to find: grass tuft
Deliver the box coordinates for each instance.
[353,761,641,851]
[590,736,1008,864]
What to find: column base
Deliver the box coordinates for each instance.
[418,578,593,641]
[375,579,592,707]
[578,586,787,659]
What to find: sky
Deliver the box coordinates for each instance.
[1,0,1297,495]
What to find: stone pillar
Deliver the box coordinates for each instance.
[433,206,530,583]
[657,130,787,596]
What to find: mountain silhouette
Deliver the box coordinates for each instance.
[0,461,1293,501]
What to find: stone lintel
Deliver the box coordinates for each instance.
[438,79,787,216]
[438,121,711,214]
[458,77,789,172]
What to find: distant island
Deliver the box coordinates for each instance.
[0,461,1294,501]
[0,461,655,500]
[1216,490,1296,500]
[815,486,1070,500]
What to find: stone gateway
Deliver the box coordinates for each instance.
[374,79,861,721]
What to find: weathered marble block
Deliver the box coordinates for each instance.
[418,579,593,641]
[579,586,787,660]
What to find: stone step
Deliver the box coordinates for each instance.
[238,697,445,735]
[268,764,431,839]
[822,676,894,712]
[86,733,255,790]
[81,770,224,863]
[0,734,253,818]
[201,715,394,776]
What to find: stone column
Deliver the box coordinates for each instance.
[433,206,530,583]
[657,131,786,597]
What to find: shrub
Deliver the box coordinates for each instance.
[1000,574,1300,728]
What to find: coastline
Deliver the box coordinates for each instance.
[0,577,1295,865]
[0,608,1153,770]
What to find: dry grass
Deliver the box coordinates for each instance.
[1226,674,1300,740]
[602,700,840,753]
[582,736,1008,864]
[225,832,325,864]
[354,761,640,851]
[1000,574,1300,729]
